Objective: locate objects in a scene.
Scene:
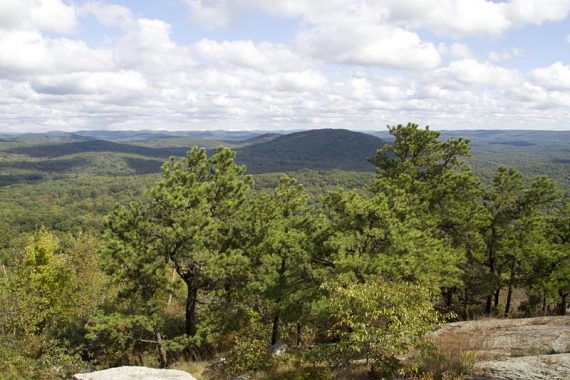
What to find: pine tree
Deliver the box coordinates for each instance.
[103,147,252,337]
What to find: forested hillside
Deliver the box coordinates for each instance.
[0,124,568,379]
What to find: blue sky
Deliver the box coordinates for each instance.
[1,0,570,132]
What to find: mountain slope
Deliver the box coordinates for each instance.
[7,139,190,159]
[235,129,385,173]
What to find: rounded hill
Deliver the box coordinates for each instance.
[235,129,385,173]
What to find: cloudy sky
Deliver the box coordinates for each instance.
[1,0,570,132]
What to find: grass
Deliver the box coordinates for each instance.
[170,360,210,379]
[407,330,488,379]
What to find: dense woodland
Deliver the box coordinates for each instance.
[0,124,569,379]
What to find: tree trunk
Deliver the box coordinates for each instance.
[368,364,378,380]
[443,287,454,309]
[485,295,493,315]
[296,321,302,347]
[494,288,500,309]
[154,325,168,368]
[559,290,568,316]
[463,288,469,320]
[486,227,497,316]
[504,260,516,316]
[185,279,198,337]
[271,256,286,346]
[271,313,280,345]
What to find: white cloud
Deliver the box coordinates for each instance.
[31,71,147,95]
[0,30,115,77]
[195,39,309,72]
[270,70,327,92]
[182,0,570,37]
[448,43,473,59]
[488,48,521,62]
[386,0,511,37]
[506,0,570,25]
[79,1,135,29]
[1,0,570,132]
[0,0,77,33]
[298,22,441,70]
[441,59,523,88]
[184,0,237,29]
[530,62,570,90]
[115,18,195,76]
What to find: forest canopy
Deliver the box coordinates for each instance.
[0,123,568,379]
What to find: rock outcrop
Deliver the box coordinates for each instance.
[435,316,570,379]
[73,366,196,380]
[473,353,570,380]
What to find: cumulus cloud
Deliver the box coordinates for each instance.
[78,1,135,29]
[0,0,77,33]
[0,30,114,78]
[530,62,570,90]
[436,59,523,88]
[297,22,441,70]
[1,0,570,132]
[31,71,147,95]
[195,39,310,72]
[115,18,195,76]
[488,48,521,62]
[445,42,473,58]
[183,0,570,37]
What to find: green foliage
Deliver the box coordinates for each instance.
[236,129,383,173]
[314,277,440,375]
[477,166,560,315]
[103,147,253,339]
[1,126,569,378]
[244,176,323,343]
[85,313,160,367]
[265,367,332,380]
[0,335,85,380]
[323,189,463,289]
[4,228,102,334]
[228,334,275,374]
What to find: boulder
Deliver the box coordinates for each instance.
[473,353,570,380]
[269,340,288,356]
[73,366,196,380]
[231,375,252,380]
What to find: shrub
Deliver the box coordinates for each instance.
[228,336,274,374]
[313,277,441,377]
[408,330,485,379]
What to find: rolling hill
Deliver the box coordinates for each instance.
[235,129,385,173]
[6,139,189,159]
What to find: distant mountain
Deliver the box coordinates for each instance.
[487,141,536,147]
[7,139,189,159]
[239,133,282,145]
[235,129,385,173]
[71,130,268,142]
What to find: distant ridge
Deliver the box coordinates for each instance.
[241,133,282,144]
[6,129,384,174]
[235,129,385,173]
[7,139,189,159]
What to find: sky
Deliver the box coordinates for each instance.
[1,1,570,132]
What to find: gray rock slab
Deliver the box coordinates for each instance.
[73,366,196,380]
[473,353,570,380]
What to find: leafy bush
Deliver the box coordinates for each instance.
[314,277,440,377]
[228,336,274,374]
[0,335,85,380]
[407,330,484,379]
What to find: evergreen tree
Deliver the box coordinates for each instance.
[480,167,558,315]
[247,176,321,345]
[103,147,252,337]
